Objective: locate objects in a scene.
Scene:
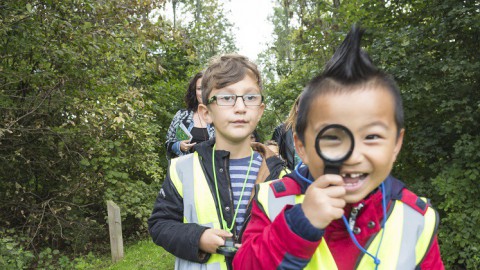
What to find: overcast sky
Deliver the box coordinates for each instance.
[155,1,275,61]
[221,0,275,60]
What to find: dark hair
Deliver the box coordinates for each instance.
[184,71,203,111]
[202,54,262,105]
[251,129,262,143]
[295,26,404,143]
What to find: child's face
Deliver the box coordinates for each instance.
[200,74,264,144]
[294,86,404,204]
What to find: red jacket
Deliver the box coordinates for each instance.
[233,170,444,270]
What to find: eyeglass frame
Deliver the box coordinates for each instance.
[207,94,264,106]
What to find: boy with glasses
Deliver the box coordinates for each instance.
[148,54,288,270]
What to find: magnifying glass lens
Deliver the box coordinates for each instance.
[318,128,352,161]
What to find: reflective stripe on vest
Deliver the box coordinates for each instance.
[256,181,438,269]
[170,153,227,270]
[278,168,289,179]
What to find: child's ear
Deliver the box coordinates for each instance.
[198,104,213,124]
[393,128,405,161]
[294,132,309,166]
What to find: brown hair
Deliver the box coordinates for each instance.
[285,95,301,131]
[264,140,278,147]
[201,54,262,104]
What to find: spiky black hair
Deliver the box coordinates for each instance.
[295,25,404,143]
[323,26,378,82]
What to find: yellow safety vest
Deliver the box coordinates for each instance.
[170,153,227,270]
[256,180,439,269]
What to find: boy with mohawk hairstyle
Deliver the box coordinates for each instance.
[148,54,288,270]
[233,27,444,269]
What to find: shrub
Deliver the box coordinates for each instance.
[433,135,480,269]
[0,229,35,269]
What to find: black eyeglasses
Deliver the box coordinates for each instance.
[207,94,264,106]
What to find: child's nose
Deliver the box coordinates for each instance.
[344,143,364,165]
[233,96,247,111]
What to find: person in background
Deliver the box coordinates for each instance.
[271,95,301,170]
[234,26,444,270]
[165,71,215,159]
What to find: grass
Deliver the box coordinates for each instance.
[86,240,175,270]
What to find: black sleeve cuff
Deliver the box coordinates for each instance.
[285,204,324,241]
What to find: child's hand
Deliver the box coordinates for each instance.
[199,228,233,254]
[301,174,346,229]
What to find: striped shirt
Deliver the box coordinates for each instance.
[229,152,262,235]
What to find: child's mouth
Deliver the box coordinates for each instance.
[340,173,368,187]
[232,120,247,124]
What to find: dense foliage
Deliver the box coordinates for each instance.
[1,0,478,269]
[0,0,235,267]
[259,0,479,269]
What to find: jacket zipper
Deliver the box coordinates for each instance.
[349,203,364,230]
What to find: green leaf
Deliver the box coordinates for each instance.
[80,159,90,166]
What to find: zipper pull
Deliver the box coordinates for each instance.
[348,203,364,230]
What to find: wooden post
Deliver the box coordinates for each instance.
[107,200,124,263]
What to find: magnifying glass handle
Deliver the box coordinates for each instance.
[324,165,340,175]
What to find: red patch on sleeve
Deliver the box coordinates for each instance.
[400,189,428,215]
[270,177,302,198]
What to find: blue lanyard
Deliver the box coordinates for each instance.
[294,162,386,269]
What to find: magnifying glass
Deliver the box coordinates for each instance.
[216,237,237,257]
[315,124,354,175]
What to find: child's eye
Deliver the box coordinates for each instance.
[245,95,256,101]
[245,94,261,101]
[318,135,342,148]
[220,95,234,101]
[320,135,340,141]
[365,134,381,140]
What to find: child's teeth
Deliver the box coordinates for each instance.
[341,173,363,178]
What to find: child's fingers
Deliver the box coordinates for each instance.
[199,229,233,253]
[301,195,345,229]
[302,176,346,229]
[304,186,346,211]
[210,229,233,238]
[330,197,347,209]
[330,207,345,220]
[310,174,344,189]
[323,185,347,199]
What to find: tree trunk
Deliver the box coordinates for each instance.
[172,0,177,29]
